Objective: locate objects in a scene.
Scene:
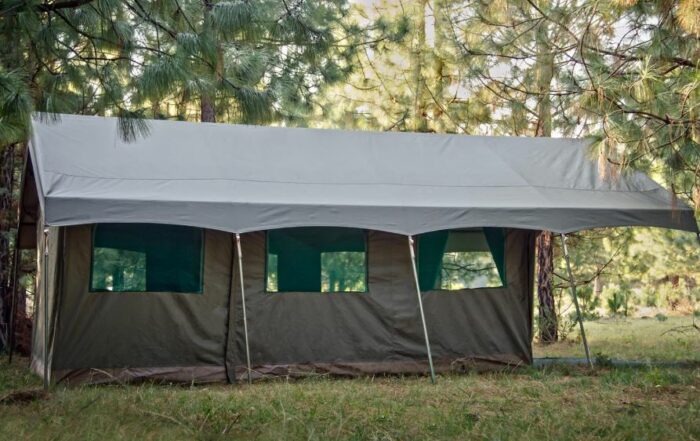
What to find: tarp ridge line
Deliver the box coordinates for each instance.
[45,112,587,144]
[40,170,682,195]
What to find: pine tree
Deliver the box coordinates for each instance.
[0,0,366,350]
[315,0,487,133]
[455,0,699,339]
[567,0,699,207]
[130,1,361,125]
[533,11,558,343]
[451,0,590,342]
[0,0,144,351]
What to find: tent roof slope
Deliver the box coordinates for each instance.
[29,113,697,235]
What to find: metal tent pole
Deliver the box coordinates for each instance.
[223,236,236,384]
[559,233,593,368]
[42,227,50,390]
[235,233,252,385]
[407,235,436,384]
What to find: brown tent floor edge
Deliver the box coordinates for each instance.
[51,354,529,385]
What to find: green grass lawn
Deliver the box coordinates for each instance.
[0,317,698,440]
[534,316,700,362]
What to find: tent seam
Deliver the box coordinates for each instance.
[41,170,675,194]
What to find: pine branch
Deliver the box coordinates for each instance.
[586,46,698,70]
[36,0,94,13]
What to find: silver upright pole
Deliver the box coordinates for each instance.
[559,233,593,368]
[43,227,50,390]
[235,234,252,384]
[408,235,436,384]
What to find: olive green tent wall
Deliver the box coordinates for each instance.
[230,230,534,380]
[34,225,534,384]
[46,226,234,384]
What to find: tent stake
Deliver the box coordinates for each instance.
[42,227,50,390]
[408,235,436,384]
[235,233,252,385]
[559,233,593,368]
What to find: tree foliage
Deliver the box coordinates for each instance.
[0,0,698,348]
[0,0,380,141]
[316,0,699,340]
[0,0,383,350]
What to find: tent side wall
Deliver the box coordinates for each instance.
[41,225,534,384]
[229,230,535,379]
[49,225,234,384]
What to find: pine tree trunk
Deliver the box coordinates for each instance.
[201,96,216,123]
[593,272,603,307]
[0,144,16,350]
[536,231,557,342]
[13,287,32,355]
[201,0,219,123]
[0,14,22,350]
[411,0,428,132]
[534,20,557,343]
[432,0,447,133]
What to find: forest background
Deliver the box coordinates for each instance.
[0,0,698,349]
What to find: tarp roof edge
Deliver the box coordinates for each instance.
[28,113,698,235]
[34,201,698,235]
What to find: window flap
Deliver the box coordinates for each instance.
[483,227,507,285]
[417,230,449,291]
[418,228,506,290]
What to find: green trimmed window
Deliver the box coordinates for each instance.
[418,228,506,291]
[266,227,367,293]
[90,224,204,293]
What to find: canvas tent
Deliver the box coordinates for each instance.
[17,113,697,385]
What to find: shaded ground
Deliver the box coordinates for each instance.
[0,317,698,440]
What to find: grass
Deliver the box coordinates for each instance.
[0,317,698,440]
[534,316,700,362]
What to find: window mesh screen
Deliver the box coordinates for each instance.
[91,224,203,293]
[266,227,367,293]
[418,228,505,291]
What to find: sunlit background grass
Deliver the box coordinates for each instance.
[535,316,700,362]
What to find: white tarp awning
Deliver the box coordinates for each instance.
[29,113,697,235]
